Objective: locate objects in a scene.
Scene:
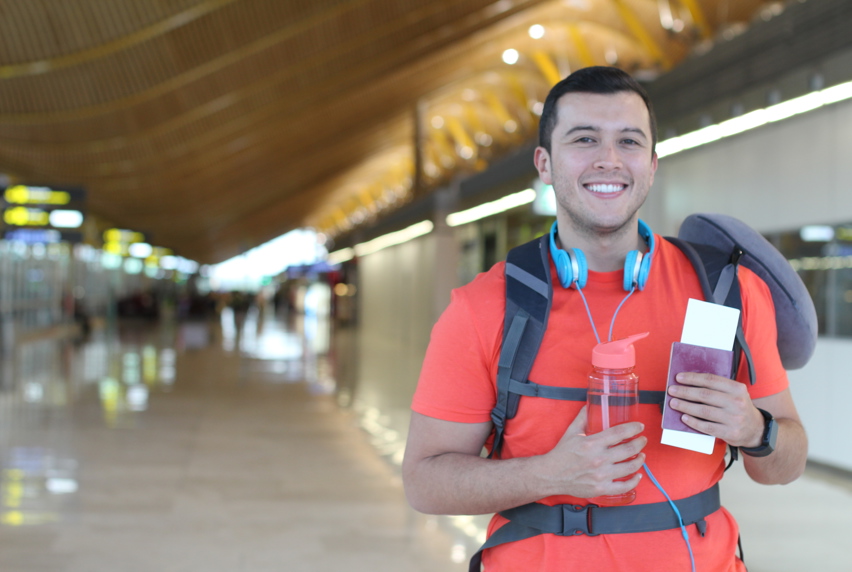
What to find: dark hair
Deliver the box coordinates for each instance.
[538,66,657,155]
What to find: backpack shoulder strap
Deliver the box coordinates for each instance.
[665,236,756,385]
[491,235,552,458]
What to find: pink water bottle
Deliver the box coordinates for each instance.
[586,332,648,506]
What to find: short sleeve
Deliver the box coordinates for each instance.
[410,267,505,423]
[737,267,790,398]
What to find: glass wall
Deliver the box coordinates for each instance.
[0,240,188,345]
[0,242,70,340]
[452,206,554,287]
[765,223,852,338]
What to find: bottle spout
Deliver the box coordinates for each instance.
[592,332,649,369]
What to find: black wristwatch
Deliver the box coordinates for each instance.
[741,408,778,457]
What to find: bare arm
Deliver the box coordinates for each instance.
[401,408,647,515]
[669,375,806,485]
[744,389,807,484]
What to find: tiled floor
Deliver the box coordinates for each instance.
[1,308,850,571]
[0,311,466,572]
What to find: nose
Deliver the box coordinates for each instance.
[593,142,622,170]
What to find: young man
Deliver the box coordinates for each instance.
[402,67,807,571]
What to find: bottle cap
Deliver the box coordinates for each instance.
[592,332,649,369]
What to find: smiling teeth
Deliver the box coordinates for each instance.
[587,184,624,193]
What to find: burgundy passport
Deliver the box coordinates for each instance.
[662,342,734,434]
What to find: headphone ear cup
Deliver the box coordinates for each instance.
[623,250,642,292]
[548,222,588,289]
[569,248,588,289]
[549,224,576,288]
[636,251,652,290]
[552,248,573,288]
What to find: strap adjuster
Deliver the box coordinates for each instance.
[730,247,745,265]
[561,503,599,536]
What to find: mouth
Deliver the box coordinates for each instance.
[584,183,628,195]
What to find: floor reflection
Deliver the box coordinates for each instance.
[0,305,339,530]
[0,305,480,571]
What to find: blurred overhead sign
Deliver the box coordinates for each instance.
[4,185,83,205]
[102,228,148,256]
[1,184,87,243]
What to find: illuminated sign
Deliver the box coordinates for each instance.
[128,242,153,258]
[1,185,86,242]
[3,207,85,228]
[103,228,145,244]
[4,185,73,205]
[49,210,84,228]
[4,206,49,226]
[102,228,155,260]
[836,227,852,242]
[4,228,82,244]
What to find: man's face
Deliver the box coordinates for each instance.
[534,91,657,239]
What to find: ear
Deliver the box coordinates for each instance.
[649,152,658,186]
[534,147,553,185]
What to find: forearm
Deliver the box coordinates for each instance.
[668,379,807,485]
[402,410,647,515]
[742,417,808,485]
[403,451,552,515]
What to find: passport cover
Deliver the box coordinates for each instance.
[661,342,734,454]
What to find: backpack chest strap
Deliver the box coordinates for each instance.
[468,484,720,572]
[505,378,666,406]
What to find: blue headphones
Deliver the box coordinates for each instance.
[548,219,655,291]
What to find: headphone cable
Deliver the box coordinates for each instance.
[643,463,697,572]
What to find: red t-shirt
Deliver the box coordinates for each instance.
[412,236,788,571]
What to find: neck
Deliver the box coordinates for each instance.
[555,215,647,272]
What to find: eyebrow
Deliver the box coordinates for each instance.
[564,125,648,139]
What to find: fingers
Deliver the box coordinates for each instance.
[669,373,749,418]
[584,428,648,469]
[612,470,643,492]
[594,421,646,449]
[548,409,648,498]
[608,435,648,467]
[583,446,646,498]
[668,372,762,445]
[672,372,742,403]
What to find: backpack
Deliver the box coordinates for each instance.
[469,214,818,571]
[490,213,818,459]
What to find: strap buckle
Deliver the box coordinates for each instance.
[561,504,600,536]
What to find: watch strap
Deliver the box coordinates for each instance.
[741,408,777,457]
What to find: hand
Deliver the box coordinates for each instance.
[668,372,764,448]
[537,406,647,499]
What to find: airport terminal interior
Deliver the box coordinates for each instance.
[2,1,852,571]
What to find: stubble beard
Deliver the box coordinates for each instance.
[552,170,644,244]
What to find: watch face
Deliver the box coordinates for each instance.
[766,415,778,450]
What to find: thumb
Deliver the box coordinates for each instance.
[565,405,588,436]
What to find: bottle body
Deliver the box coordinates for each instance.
[586,366,640,506]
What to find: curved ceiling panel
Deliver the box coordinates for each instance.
[0,0,780,263]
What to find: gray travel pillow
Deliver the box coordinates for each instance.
[678,213,818,370]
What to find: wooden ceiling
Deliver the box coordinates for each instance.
[0,0,778,263]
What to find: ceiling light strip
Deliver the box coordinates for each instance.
[328,220,434,263]
[446,188,536,227]
[657,79,852,158]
